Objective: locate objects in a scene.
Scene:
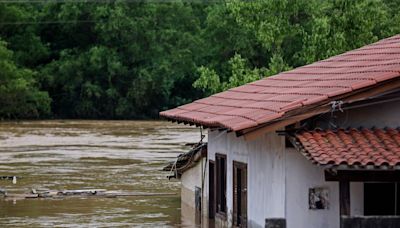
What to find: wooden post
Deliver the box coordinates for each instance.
[339,181,350,216]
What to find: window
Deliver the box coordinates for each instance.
[233,161,247,227]
[364,182,400,215]
[216,154,227,215]
[209,161,215,219]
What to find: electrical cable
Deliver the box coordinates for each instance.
[0,20,99,25]
[0,0,215,3]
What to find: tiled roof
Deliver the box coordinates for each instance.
[295,128,400,168]
[160,34,400,131]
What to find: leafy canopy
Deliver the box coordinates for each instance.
[0,0,399,119]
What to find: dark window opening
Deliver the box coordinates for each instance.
[195,186,202,224]
[209,161,215,219]
[364,182,400,215]
[233,161,247,227]
[285,124,296,148]
[285,137,294,148]
[216,154,227,215]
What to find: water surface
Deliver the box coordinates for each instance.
[0,120,199,227]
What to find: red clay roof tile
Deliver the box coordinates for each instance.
[160,34,400,131]
[295,128,400,169]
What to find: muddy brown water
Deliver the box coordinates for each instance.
[0,120,200,227]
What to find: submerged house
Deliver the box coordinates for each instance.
[164,142,208,225]
[161,34,400,228]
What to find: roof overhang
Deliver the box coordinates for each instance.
[160,34,400,140]
[239,78,400,140]
[162,77,400,141]
[291,128,400,171]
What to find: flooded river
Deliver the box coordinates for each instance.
[0,120,200,227]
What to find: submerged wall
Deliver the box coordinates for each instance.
[206,130,285,227]
[180,158,205,226]
[204,131,366,228]
[191,98,400,227]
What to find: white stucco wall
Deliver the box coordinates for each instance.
[199,98,400,227]
[328,100,400,129]
[285,149,365,228]
[285,148,340,228]
[204,126,371,227]
[350,182,364,216]
[284,99,400,228]
[181,159,204,197]
[207,130,285,227]
[180,159,205,227]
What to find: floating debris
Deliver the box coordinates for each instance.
[0,176,20,181]
[0,188,7,196]
[2,188,175,200]
[0,176,18,184]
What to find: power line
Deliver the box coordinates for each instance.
[0,0,219,3]
[0,20,99,25]
[0,0,138,2]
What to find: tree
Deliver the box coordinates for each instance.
[1,0,400,119]
[0,40,51,119]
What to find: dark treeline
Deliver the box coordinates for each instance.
[0,0,399,119]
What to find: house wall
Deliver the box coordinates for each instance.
[285,148,340,228]
[180,158,205,226]
[206,130,285,227]
[199,99,400,227]
[285,150,366,228]
[205,130,360,228]
[327,99,400,129]
[350,182,364,216]
[337,100,400,216]
[204,130,367,228]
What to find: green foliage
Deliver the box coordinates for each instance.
[266,53,292,76]
[193,67,221,95]
[0,0,399,119]
[194,53,291,94]
[194,0,399,94]
[0,40,51,119]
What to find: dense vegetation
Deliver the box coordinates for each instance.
[0,0,399,119]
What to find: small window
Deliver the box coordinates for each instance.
[364,182,400,215]
[216,154,227,215]
[209,161,215,219]
[233,161,248,227]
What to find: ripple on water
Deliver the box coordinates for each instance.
[0,120,201,227]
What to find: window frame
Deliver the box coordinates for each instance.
[215,153,227,218]
[233,160,248,227]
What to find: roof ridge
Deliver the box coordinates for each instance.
[238,84,350,89]
[281,70,399,74]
